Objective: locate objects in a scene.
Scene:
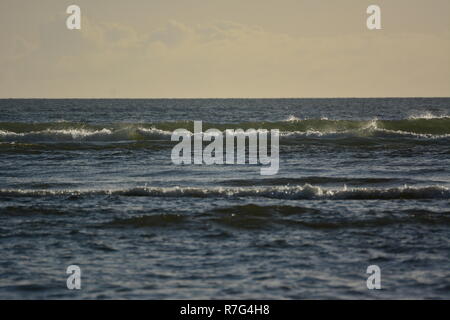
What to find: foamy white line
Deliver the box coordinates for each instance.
[407,112,450,120]
[285,114,450,122]
[1,121,450,142]
[0,184,448,200]
[0,127,172,142]
[284,115,329,122]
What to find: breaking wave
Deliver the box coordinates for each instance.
[1,117,449,145]
[0,184,448,200]
[0,127,170,142]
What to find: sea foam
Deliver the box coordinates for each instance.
[0,184,448,200]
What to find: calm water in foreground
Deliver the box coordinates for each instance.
[0,98,449,299]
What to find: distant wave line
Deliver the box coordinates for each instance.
[0,184,448,200]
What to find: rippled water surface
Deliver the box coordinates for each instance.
[0,98,449,299]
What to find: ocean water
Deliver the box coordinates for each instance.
[0,98,449,299]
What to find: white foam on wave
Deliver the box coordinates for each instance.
[374,128,450,139]
[280,119,450,139]
[1,120,449,142]
[284,115,329,122]
[1,184,448,200]
[407,112,450,120]
[136,127,173,138]
[0,128,113,142]
[0,127,173,142]
[367,119,450,139]
[285,115,303,122]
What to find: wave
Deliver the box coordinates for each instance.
[61,203,450,230]
[207,204,450,230]
[3,203,448,232]
[407,112,450,120]
[1,117,449,143]
[280,118,450,138]
[0,184,448,200]
[0,127,170,142]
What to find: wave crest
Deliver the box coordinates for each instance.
[1,117,450,143]
[0,184,448,200]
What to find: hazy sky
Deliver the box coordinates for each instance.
[0,0,449,98]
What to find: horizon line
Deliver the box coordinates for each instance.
[1,96,449,100]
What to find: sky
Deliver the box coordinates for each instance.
[0,0,449,98]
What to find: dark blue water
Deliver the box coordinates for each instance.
[0,98,449,299]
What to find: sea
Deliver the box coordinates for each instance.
[0,98,449,299]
